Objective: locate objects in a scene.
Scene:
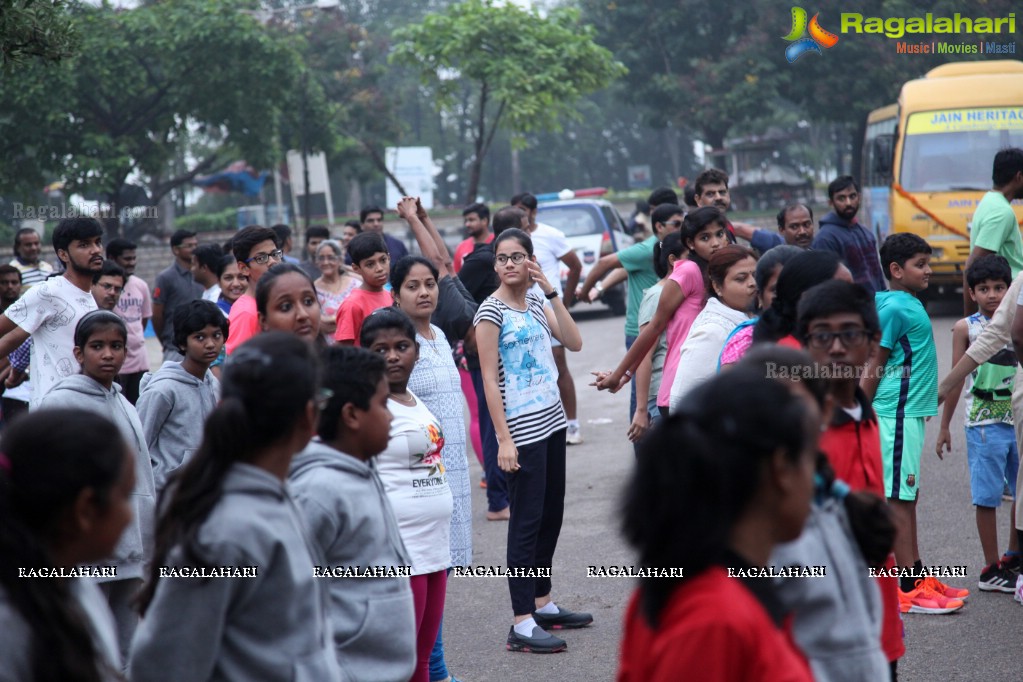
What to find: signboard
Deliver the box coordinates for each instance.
[286,150,331,196]
[386,147,435,209]
[907,108,1023,134]
[627,164,652,190]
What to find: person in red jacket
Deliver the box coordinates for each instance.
[617,365,823,682]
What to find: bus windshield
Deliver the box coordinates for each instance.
[899,108,1023,192]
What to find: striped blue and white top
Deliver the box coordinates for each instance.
[474,292,566,446]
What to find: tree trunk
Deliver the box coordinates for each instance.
[511,146,521,197]
[850,117,867,184]
[103,190,121,241]
[464,82,489,204]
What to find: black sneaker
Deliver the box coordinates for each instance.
[1000,553,1021,577]
[532,606,594,630]
[979,562,1016,593]
[506,625,567,653]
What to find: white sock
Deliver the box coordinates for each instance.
[514,617,538,636]
[567,419,579,429]
[535,601,559,615]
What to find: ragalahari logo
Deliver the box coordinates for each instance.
[783,7,840,62]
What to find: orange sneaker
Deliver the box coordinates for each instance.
[899,579,965,614]
[920,576,970,601]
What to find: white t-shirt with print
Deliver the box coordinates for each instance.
[6,275,97,408]
[530,222,571,295]
[375,392,452,575]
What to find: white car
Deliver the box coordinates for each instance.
[536,198,634,315]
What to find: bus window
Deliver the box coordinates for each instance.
[901,127,1023,192]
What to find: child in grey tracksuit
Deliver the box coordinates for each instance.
[138,299,226,492]
[137,361,219,491]
[289,345,416,681]
[290,441,416,682]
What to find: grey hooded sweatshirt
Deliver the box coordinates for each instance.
[37,375,156,582]
[137,361,220,492]
[770,498,889,681]
[289,440,416,682]
[129,463,341,682]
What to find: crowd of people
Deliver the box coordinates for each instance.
[1,148,1022,681]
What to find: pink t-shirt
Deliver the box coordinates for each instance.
[719,325,755,367]
[115,275,153,373]
[226,294,259,355]
[657,259,706,407]
[334,288,394,345]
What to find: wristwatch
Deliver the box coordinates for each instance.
[594,281,605,297]
[545,289,559,300]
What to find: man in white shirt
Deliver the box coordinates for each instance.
[513,193,585,444]
[193,243,224,303]
[0,218,102,407]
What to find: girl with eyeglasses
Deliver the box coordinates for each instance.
[474,228,588,653]
[313,240,360,345]
[131,333,341,682]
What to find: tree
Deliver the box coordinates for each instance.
[0,0,78,70]
[579,0,1023,177]
[391,0,625,203]
[0,0,333,237]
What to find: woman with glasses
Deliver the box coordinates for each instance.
[474,228,588,654]
[313,240,360,345]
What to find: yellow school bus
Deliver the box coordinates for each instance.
[861,60,1023,291]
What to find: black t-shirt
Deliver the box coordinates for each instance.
[458,243,499,305]
[431,275,477,347]
[457,243,499,371]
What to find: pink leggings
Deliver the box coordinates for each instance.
[459,367,484,466]
[410,570,447,682]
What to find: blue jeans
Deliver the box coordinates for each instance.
[966,423,1019,507]
[470,368,509,512]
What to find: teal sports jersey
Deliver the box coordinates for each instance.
[874,291,938,418]
[616,235,660,337]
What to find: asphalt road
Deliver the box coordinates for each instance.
[440,299,1021,682]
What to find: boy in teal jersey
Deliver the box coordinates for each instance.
[938,254,1020,592]
[862,233,970,608]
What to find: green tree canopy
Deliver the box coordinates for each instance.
[391,0,626,202]
[0,0,78,70]
[0,0,334,236]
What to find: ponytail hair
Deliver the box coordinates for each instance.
[0,409,129,681]
[139,332,320,614]
[652,231,685,279]
[622,368,813,627]
[753,250,843,343]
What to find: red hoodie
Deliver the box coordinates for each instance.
[617,565,812,682]
[819,389,905,663]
